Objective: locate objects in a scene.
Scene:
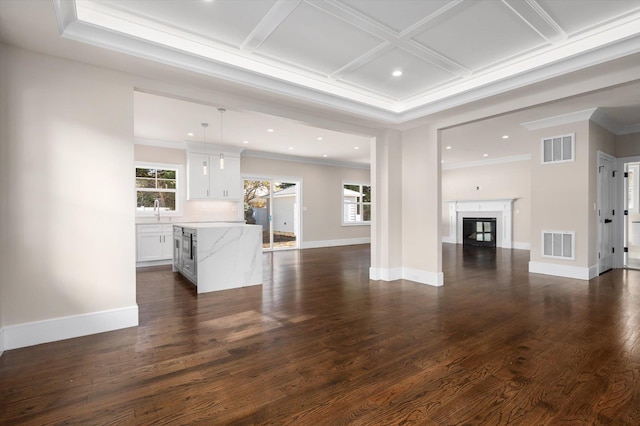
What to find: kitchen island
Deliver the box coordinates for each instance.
[173,222,263,294]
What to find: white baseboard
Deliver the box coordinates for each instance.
[529,261,596,280]
[302,237,370,249]
[442,236,455,244]
[3,305,139,351]
[369,267,403,281]
[513,242,531,250]
[136,259,172,268]
[370,267,444,287]
[0,327,4,357]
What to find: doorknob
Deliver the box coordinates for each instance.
[604,219,612,223]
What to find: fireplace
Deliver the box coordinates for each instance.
[463,217,497,248]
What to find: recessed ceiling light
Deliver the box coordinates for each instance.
[446,146,452,150]
[392,70,403,77]
[354,146,360,150]
[323,154,328,158]
[317,137,323,141]
[502,135,509,139]
[267,129,274,133]
[187,132,194,137]
[288,146,293,150]
[243,140,249,144]
[441,160,445,163]
[483,153,489,157]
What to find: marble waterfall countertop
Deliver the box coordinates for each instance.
[174,222,263,294]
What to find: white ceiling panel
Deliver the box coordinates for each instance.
[338,0,452,33]
[413,0,545,70]
[536,0,640,35]
[255,1,383,75]
[341,47,457,99]
[94,0,277,48]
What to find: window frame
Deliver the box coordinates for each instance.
[135,161,183,217]
[342,182,371,226]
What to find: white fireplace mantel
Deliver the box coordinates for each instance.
[448,199,517,249]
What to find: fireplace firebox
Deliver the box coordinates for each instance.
[462,217,497,248]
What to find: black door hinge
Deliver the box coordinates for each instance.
[625,172,629,178]
[625,210,629,215]
[612,210,615,216]
[613,171,616,177]
[624,247,629,253]
[612,247,615,253]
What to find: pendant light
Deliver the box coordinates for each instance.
[218,108,225,170]
[201,123,208,176]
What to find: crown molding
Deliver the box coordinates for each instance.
[619,124,640,135]
[520,108,597,130]
[134,137,185,150]
[54,1,640,123]
[520,107,640,135]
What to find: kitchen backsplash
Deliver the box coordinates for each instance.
[136,200,242,224]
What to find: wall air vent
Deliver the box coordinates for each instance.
[542,134,574,164]
[542,231,574,260]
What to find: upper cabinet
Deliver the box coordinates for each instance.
[186,142,243,201]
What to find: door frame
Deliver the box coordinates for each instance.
[617,155,640,268]
[242,175,303,251]
[597,151,616,275]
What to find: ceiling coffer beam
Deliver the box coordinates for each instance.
[502,0,566,43]
[240,0,301,52]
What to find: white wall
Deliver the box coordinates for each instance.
[401,125,442,285]
[0,45,138,350]
[241,156,371,247]
[529,121,591,277]
[441,160,531,248]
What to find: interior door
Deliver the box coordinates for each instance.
[598,153,615,274]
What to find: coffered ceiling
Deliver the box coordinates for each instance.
[55,0,640,121]
[2,1,640,167]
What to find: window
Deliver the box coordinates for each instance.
[135,162,182,216]
[343,183,371,225]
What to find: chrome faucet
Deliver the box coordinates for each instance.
[154,198,161,221]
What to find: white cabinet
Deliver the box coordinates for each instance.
[187,153,210,200]
[211,155,242,199]
[136,224,173,263]
[187,152,242,200]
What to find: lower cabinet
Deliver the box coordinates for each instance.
[136,224,174,264]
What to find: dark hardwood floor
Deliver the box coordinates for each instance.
[1,244,640,424]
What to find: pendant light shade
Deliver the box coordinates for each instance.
[218,108,226,170]
[201,123,208,176]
